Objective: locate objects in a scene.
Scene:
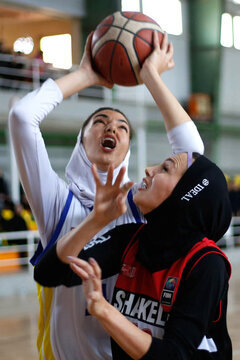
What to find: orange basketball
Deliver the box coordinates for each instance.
[91,11,164,86]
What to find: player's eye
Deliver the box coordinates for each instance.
[93,119,105,125]
[161,163,169,172]
[119,125,128,132]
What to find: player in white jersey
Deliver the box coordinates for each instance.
[9,32,204,360]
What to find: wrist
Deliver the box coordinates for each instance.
[75,66,95,88]
[95,298,112,321]
[55,67,95,99]
[90,209,111,228]
[140,66,159,85]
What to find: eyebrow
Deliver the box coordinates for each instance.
[93,113,108,119]
[93,113,129,126]
[165,158,175,165]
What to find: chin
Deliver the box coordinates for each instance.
[133,194,140,207]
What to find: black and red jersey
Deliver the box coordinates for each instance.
[34,223,232,360]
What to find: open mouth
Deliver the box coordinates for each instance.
[139,180,147,191]
[101,137,116,150]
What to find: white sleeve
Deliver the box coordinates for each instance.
[167,121,204,155]
[9,79,67,242]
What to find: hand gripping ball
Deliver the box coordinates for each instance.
[91,11,164,86]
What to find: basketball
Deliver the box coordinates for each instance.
[91,11,164,86]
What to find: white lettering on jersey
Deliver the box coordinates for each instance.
[84,234,111,249]
[113,289,167,327]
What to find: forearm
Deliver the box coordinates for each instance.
[98,301,152,359]
[57,211,107,263]
[55,67,95,99]
[142,68,192,132]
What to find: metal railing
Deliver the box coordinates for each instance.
[0,52,105,98]
[220,216,240,248]
[0,52,68,90]
[0,217,240,274]
[0,230,39,273]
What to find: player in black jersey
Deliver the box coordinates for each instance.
[35,152,232,360]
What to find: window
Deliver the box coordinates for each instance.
[40,34,72,69]
[221,13,233,48]
[221,12,240,50]
[121,0,182,35]
[13,37,34,55]
[121,0,140,11]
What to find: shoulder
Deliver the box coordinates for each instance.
[184,250,231,287]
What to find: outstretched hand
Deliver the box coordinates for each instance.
[68,256,106,318]
[91,164,134,225]
[79,32,114,89]
[140,31,175,80]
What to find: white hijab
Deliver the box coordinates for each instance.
[65,131,131,208]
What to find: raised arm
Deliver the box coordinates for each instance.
[8,32,113,242]
[56,165,133,263]
[68,256,152,359]
[140,32,204,154]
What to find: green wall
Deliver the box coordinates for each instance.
[81,0,121,47]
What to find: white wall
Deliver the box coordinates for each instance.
[219,47,240,126]
[218,45,240,174]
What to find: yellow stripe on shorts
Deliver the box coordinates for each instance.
[36,283,56,360]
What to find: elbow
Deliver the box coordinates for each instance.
[8,106,24,143]
[34,275,56,288]
[34,267,52,287]
[9,100,35,142]
[188,123,205,155]
[9,101,27,127]
[33,266,68,287]
[196,140,204,156]
[34,270,46,287]
[191,122,205,155]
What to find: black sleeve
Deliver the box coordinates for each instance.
[34,223,139,287]
[141,253,230,360]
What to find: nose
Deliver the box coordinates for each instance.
[105,123,116,134]
[145,166,155,178]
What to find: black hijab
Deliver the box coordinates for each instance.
[137,155,232,273]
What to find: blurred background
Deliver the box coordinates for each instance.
[0,0,240,359]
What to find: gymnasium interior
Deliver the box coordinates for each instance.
[0,0,240,359]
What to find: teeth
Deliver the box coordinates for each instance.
[102,137,116,149]
[141,181,147,189]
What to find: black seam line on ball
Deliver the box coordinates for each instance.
[108,13,159,82]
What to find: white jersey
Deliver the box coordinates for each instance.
[9,79,204,360]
